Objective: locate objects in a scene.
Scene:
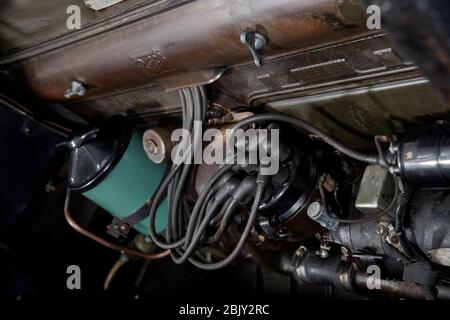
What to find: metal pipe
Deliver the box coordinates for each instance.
[354,273,450,300]
[64,189,170,260]
[293,252,450,300]
[103,255,130,291]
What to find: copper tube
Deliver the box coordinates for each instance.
[103,255,129,291]
[64,189,170,260]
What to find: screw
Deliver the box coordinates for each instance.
[119,223,130,232]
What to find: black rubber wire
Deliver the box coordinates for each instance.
[171,163,235,264]
[149,92,400,267]
[148,88,201,249]
[227,114,381,166]
[187,181,266,270]
[210,199,240,243]
[210,198,232,226]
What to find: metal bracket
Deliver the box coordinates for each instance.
[107,216,131,238]
[240,31,267,67]
[377,221,408,257]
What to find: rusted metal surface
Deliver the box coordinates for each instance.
[5,0,372,102]
[214,33,415,104]
[354,273,450,300]
[65,32,449,148]
[66,34,411,117]
[0,0,191,59]
[68,83,182,123]
[69,32,447,141]
[205,32,448,150]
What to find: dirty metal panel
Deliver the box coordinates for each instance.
[4,0,373,102]
[359,0,450,103]
[265,77,448,150]
[68,84,182,124]
[0,0,170,56]
[213,33,414,105]
[66,33,438,128]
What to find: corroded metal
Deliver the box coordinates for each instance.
[7,0,371,102]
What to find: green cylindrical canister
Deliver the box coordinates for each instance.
[67,117,167,234]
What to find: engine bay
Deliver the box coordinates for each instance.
[1,0,450,306]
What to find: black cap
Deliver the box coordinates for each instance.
[67,116,132,192]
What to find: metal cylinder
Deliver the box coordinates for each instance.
[293,252,354,290]
[307,201,339,231]
[293,252,450,299]
[398,126,450,189]
[68,118,168,234]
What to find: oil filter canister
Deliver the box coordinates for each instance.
[67,117,168,235]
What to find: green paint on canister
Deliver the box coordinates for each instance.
[67,117,167,234]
